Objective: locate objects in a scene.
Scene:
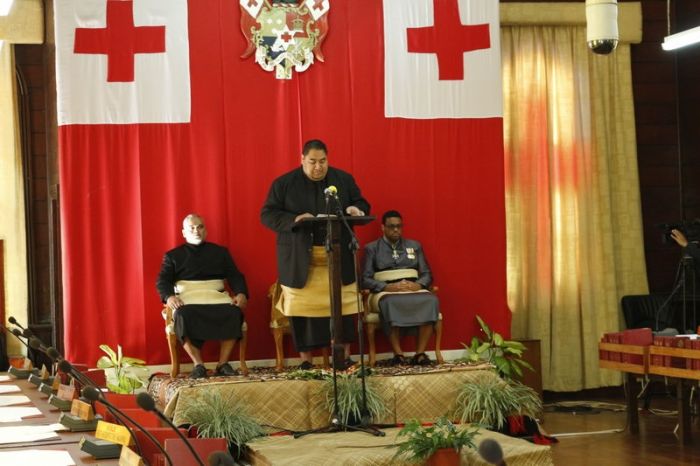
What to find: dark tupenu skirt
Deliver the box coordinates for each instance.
[289,315,357,352]
[174,304,244,349]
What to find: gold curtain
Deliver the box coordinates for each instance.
[502,26,648,391]
[0,40,29,358]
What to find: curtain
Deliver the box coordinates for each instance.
[502,26,648,391]
[0,41,29,358]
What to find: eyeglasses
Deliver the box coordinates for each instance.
[385,223,403,229]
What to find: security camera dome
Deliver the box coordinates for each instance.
[588,38,619,55]
[586,0,618,55]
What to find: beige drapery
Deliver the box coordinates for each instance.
[502,25,648,391]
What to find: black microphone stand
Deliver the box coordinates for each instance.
[136,392,206,466]
[294,193,383,438]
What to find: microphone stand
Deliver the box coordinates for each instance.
[332,197,384,436]
[136,392,205,466]
[83,386,171,466]
[38,342,150,464]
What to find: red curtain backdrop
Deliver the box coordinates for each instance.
[56,0,508,366]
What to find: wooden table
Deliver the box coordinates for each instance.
[599,341,700,445]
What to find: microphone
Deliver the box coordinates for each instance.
[207,451,235,466]
[28,336,49,352]
[22,328,35,338]
[10,328,30,349]
[81,386,168,465]
[324,185,338,198]
[8,316,26,330]
[478,438,506,465]
[137,392,205,466]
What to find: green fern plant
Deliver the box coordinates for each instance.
[96,344,148,394]
[322,373,387,426]
[453,373,542,430]
[458,315,534,379]
[181,390,265,458]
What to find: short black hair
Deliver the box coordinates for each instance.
[382,210,402,225]
[302,139,327,155]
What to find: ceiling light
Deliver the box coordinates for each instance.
[662,25,700,51]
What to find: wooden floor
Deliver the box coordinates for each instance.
[543,385,700,465]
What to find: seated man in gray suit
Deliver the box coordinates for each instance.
[362,210,439,366]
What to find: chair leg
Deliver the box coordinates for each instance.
[367,321,377,367]
[273,327,286,371]
[434,319,444,365]
[239,329,248,376]
[167,333,179,378]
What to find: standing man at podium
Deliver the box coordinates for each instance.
[261,139,370,369]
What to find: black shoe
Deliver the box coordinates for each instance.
[215,363,238,377]
[389,354,406,366]
[299,361,314,370]
[342,358,356,370]
[410,352,432,366]
[189,364,208,379]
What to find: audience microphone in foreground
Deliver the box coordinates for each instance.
[9,328,30,349]
[207,451,236,466]
[478,438,506,465]
[57,358,100,391]
[28,336,50,353]
[137,392,205,466]
[82,386,168,466]
[8,316,26,330]
[324,185,338,198]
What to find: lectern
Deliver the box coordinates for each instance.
[300,215,374,368]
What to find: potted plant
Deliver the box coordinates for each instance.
[96,344,148,394]
[453,372,542,432]
[321,372,386,426]
[458,315,533,379]
[392,416,480,465]
[181,390,265,459]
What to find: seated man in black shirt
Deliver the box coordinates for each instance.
[156,214,248,378]
[362,210,439,365]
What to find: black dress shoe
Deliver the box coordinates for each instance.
[215,363,238,377]
[299,361,314,370]
[189,364,208,379]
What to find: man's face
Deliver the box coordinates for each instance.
[182,217,207,245]
[382,217,403,243]
[301,148,328,181]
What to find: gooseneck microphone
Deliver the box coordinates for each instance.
[9,328,31,350]
[82,386,168,466]
[136,392,205,466]
[8,316,26,330]
[478,438,506,465]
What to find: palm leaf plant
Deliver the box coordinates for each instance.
[96,344,148,394]
[458,315,534,379]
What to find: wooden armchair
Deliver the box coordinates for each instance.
[161,306,248,377]
[362,286,444,367]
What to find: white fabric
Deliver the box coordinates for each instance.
[240,0,263,19]
[383,0,502,119]
[54,0,190,125]
[305,0,330,21]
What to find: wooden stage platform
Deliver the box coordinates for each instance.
[147,363,553,465]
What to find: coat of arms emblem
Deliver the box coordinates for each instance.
[240,0,330,79]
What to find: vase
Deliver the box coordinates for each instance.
[426,448,461,466]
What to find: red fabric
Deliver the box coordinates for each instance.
[59,0,508,365]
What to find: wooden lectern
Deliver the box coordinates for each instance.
[300,215,374,368]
